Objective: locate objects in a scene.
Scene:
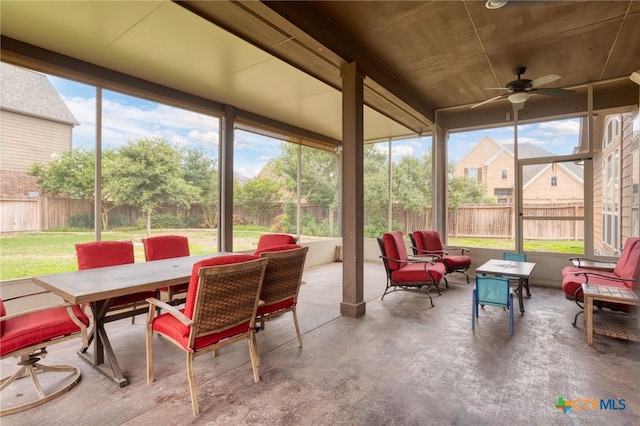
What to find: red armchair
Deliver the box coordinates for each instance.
[76,241,157,324]
[1,294,89,415]
[562,237,640,326]
[378,231,446,306]
[256,245,308,347]
[411,230,471,285]
[145,254,267,415]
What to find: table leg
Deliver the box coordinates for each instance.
[77,299,129,387]
[585,295,594,345]
[517,278,525,314]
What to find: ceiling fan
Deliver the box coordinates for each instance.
[471,67,575,110]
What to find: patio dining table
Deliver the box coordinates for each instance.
[32,252,232,387]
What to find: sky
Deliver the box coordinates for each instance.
[49,75,581,178]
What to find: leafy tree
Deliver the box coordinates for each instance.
[236,177,281,225]
[182,148,218,228]
[448,175,495,210]
[109,137,196,236]
[27,147,120,229]
[392,152,432,213]
[363,144,390,237]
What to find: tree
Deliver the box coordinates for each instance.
[448,175,495,210]
[109,137,196,236]
[237,177,281,225]
[392,152,432,213]
[27,147,120,229]
[182,148,218,228]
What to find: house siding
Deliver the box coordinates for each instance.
[0,110,71,172]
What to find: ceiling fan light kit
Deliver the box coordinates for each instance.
[508,92,529,104]
[485,0,508,10]
[631,70,640,85]
[471,66,574,109]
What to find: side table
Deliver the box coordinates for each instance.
[582,284,639,345]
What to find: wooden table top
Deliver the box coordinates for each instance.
[476,258,536,278]
[32,253,232,304]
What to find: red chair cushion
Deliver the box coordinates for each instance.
[442,255,471,269]
[152,313,251,352]
[254,243,301,256]
[255,234,296,254]
[382,231,409,271]
[0,299,6,337]
[76,240,156,306]
[143,236,191,292]
[0,305,89,356]
[143,235,190,261]
[413,230,444,253]
[391,262,445,283]
[257,297,295,317]
[76,241,135,270]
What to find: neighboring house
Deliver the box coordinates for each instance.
[454,135,584,203]
[590,112,640,256]
[0,62,78,197]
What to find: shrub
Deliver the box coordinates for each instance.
[109,214,131,228]
[68,213,94,229]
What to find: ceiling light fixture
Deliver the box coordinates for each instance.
[485,0,508,10]
[508,92,529,103]
[631,70,640,85]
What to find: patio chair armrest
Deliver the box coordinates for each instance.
[410,247,443,259]
[380,254,439,265]
[146,297,193,326]
[569,257,615,267]
[0,300,84,322]
[574,271,640,284]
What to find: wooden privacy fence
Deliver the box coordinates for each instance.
[1,196,584,241]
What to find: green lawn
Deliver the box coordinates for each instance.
[0,227,271,281]
[0,230,584,281]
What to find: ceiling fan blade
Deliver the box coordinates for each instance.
[470,94,505,109]
[531,87,575,96]
[530,74,561,88]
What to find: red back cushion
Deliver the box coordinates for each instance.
[413,230,443,252]
[183,254,260,321]
[76,241,135,270]
[615,243,640,285]
[0,299,6,337]
[255,234,296,254]
[613,237,640,277]
[382,231,408,271]
[143,235,190,261]
[254,243,301,256]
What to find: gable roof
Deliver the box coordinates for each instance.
[0,62,78,125]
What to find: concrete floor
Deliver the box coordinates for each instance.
[2,261,639,425]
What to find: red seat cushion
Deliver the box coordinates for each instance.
[0,299,6,337]
[0,305,89,356]
[391,262,445,283]
[442,255,471,269]
[257,297,295,317]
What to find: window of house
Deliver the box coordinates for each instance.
[551,176,557,186]
[602,147,620,250]
[603,116,621,149]
[501,170,507,179]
